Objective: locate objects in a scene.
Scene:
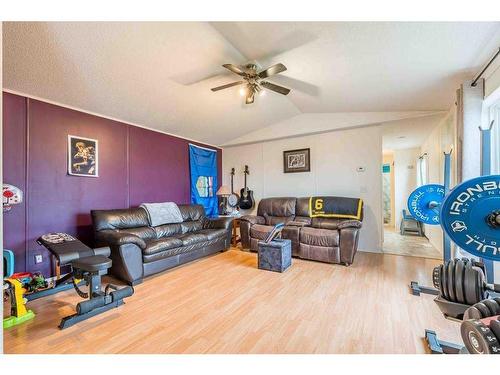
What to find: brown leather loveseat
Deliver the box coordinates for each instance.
[240,197,363,266]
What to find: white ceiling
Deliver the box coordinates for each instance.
[382,113,445,151]
[3,22,500,145]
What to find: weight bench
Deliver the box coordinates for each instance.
[37,233,134,329]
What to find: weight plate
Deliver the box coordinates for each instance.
[474,302,491,318]
[464,263,479,305]
[440,175,500,262]
[439,264,448,299]
[407,184,445,225]
[483,299,500,316]
[440,264,449,300]
[432,266,441,289]
[461,319,500,354]
[477,268,486,302]
[490,320,500,345]
[464,306,482,320]
[455,258,466,304]
[447,259,457,302]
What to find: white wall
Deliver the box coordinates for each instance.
[223,126,383,253]
[393,147,420,231]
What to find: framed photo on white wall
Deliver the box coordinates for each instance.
[283,148,310,173]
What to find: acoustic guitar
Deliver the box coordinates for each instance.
[227,168,240,208]
[239,165,255,210]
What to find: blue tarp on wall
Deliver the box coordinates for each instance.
[189,144,218,217]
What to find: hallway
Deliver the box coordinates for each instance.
[383,225,441,260]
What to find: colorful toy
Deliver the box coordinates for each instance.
[3,249,15,277]
[3,278,36,329]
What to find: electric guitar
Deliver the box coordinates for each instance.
[228,168,240,208]
[239,165,254,210]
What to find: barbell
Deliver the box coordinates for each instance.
[407,175,500,262]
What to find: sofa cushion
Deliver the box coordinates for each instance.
[143,237,183,255]
[296,197,310,217]
[197,228,227,241]
[300,226,339,247]
[178,204,205,222]
[250,224,274,240]
[142,245,194,263]
[264,214,294,226]
[154,223,183,238]
[311,217,342,230]
[178,232,209,246]
[181,221,203,234]
[92,208,149,231]
[117,226,157,240]
[257,197,296,218]
[299,243,340,263]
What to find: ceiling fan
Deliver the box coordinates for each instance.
[211,63,291,104]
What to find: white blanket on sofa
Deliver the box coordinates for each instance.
[139,202,183,227]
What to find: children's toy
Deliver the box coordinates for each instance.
[3,278,36,329]
[3,249,15,277]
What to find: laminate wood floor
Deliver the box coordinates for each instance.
[3,248,461,354]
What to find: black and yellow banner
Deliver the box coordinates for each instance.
[309,196,363,220]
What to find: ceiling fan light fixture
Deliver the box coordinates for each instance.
[212,62,291,104]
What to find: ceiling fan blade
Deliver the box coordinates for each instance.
[258,63,287,79]
[211,81,245,92]
[260,81,291,95]
[222,64,247,77]
[245,91,255,104]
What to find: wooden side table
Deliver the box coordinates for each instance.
[232,218,241,247]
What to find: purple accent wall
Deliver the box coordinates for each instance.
[3,93,27,273]
[2,92,222,275]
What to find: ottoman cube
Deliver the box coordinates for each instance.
[257,239,292,272]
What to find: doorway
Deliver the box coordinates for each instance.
[381,149,441,259]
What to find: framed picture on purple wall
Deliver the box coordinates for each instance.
[68,135,98,177]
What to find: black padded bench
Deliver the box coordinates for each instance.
[36,233,134,329]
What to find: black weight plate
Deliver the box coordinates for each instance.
[440,263,449,300]
[483,299,500,316]
[464,263,479,305]
[474,266,486,302]
[464,306,482,320]
[432,266,441,290]
[474,302,491,318]
[461,320,500,354]
[490,320,500,344]
[447,259,457,302]
[454,258,466,304]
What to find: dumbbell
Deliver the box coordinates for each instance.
[461,298,500,354]
[432,258,500,306]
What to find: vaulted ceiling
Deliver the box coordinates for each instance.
[3,22,500,145]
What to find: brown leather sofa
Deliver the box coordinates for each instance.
[91,205,232,285]
[240,197,362,266]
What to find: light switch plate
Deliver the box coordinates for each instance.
[34,254,43,264]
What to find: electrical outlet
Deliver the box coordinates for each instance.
[34,254,43,264]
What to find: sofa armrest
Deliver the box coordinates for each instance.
[96,229,147,250]
[339,227,361,266]
[203,216,233,230]
[240,215,265,225]
[338,220,362,229]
